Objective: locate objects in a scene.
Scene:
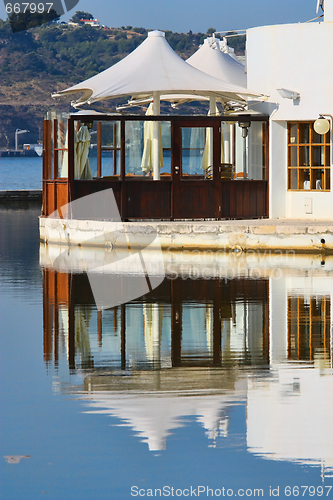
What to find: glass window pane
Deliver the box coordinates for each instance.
[162,149,171,174]
[289,123,298,144]
[182,127,211,176]
[311,169,323,190]
[101,122,114,147]
[312,145,325,166]
[299,146,310,166]
[125,121,144,175]
[288,146,298,166]
[248,121,264,180]
[325,146,330,166]
[325,169,330,190]
[299,123,310,144]
[57,118,69,178]
[221,121,233,164]
[101,150,120,177]
[161,122,171,149]
[312,127,325,144]
[161,121,171,176]
[101,122,120,148]
[299,169,310,190]
[57,119,67,149]
[288,169,298,189]
[74,123,94,180]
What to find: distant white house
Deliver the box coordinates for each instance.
[247,0,333,220]
[79,18,100,27]
[68,18,100,28]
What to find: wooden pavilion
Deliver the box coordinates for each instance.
[42,112,269,221]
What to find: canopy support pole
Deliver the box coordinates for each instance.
[152,91,161,180]
[152,304,161,370]
[209,96,216,168]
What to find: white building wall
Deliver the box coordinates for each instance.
[269,121,287,218]
[325,0,333,21]
[247,21,333,219]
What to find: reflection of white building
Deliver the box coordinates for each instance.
[247,363,333,474]
[247,0,333,219]
[270,274,333,363]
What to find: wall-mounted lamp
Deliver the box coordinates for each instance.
[314,115,332,135]
[277,88,300,100]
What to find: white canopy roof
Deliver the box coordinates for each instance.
[52,30,259,107]
[186,37,247,88]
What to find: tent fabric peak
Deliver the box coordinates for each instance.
[52,30,260,107]
[186,37,247,88]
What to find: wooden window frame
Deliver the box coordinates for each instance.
[96,121,121,178]
[287,121,331,191]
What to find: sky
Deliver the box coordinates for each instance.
[0,0,321,33]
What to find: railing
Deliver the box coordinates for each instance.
[42,114,269,220]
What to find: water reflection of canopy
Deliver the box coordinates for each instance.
[81,369,244,451]
[52,30,259,107]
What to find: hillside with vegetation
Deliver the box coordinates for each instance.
[0,13,245,148]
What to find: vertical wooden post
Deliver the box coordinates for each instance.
[68,275,75,370]
[262,280,270,363]
[53,119,58,215]
[43,268,53,365]
[43,120,51,181]
[232,123,236,172]
[113,123,117,175]
[213,120,222,220]
[97,121,102,177]
[68,118,75,209]
[54,119,58,179]
[42,120,52,216]
[121,304,126,370]
[97,310,102,348]
[213,281,222,366]
[171,121,181,221]
[120,119,126,220]
[113,307,118,333]
[54,272,59,366]
[171,279,182,367]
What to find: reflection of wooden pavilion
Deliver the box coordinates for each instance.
[42,269,270,370]
[43,267,333,371]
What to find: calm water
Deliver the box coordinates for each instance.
[0,157,42,190]
[1,206,333,500]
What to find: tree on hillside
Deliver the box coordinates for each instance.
[71,11,94,23]
[8,9,59,33]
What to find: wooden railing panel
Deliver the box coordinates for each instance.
[72,180,122,219]
[45,182,55,217]
[125,180,172,219]
[56,182,69,218]
[174,180,216,219]
[221,180,268,219]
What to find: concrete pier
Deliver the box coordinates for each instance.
[39,217,333,253]
[0,190,42,204]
